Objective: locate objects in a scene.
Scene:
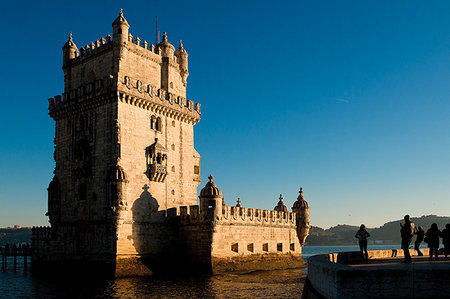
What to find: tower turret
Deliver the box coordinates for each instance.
[112,8,130,44]
[199,174,223,219]
[292,187,310,246]
[175,40,189,86]
[62,32,78,66]
[62,32,78,91]
[158,32,175,57]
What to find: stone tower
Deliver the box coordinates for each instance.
[42,10,202,274]
[291,187,310,246]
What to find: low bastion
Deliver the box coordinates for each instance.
[304,248,450,299]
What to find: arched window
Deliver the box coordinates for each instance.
[150,115,156,130]
[156,117,162,132]
[86,70,96,83]
[79,182,87,201]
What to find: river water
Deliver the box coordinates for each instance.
[0,245,405,298]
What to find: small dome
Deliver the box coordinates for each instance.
[158,32,175,56]
[175,40,188,56]
[292,187,309,209]
[112,8,129,28]
[63,32,78,50]
[274,194,289,212]
[200,174,223,198]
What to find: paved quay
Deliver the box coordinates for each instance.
[304,249,450,299]
[348,255,450,268]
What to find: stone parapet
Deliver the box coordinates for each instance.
[221,206,296,227]
[31,226,52,256]
[179,204,296,227]
[70,35,113,64]
[31,226,52,239]
[48,76,115,118]
[304,249,450,299]
[118,76,201,122]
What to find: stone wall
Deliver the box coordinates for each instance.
[305,249,447,299]
[178,205,304,273]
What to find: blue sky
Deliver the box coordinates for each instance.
[0,1,449,228]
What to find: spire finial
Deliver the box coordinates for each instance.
[69,32,73,41]
[208,174,214,182]
[236,198,242,207]
[299,187,303,195]
[162,32,168,42]
[119,8,123,17]
[279,194,284,202]
[179,40,183,48]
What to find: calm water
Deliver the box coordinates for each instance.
[0,245,405,298]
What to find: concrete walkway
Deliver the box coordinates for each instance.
[348,256,450,268]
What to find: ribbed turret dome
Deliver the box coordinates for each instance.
[274,194,289,212]
[292,187,309,208]
[175,40,188,56]
[158,32,175,50]
[200,174,223,198]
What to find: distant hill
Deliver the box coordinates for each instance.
[306,215,450,246]
[0,227,32,246]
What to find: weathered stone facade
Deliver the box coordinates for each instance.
[32,10,310,277]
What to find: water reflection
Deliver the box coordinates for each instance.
[103,269,305,299]
[0,267,305,298]
[1,256,306,298]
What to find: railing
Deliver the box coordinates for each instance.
[1,243,31,272]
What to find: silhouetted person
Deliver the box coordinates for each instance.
[425,223,440,261]
[440,224,450,260]
[414,226,425,256]
[355,224,370,260]
[400,215,415,263]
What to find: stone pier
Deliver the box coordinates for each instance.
[303,248,450,299]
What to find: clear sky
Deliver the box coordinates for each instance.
[0,1,449,228]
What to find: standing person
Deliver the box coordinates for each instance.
[355,224,370,260]
[425,223,440,261]
[400,215,415,263]
[440,224,450,260]
[414,226,425,256]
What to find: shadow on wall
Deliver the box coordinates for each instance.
[130,184,183,273]
[131,184,160,253]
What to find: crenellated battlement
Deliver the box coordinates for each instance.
[47,74,201,123]
[221,206,296,226]
[31,226,52,239]
[47,75,115,119]
[127,34,162,57]
[76,35,113,59]
[178,204,297,227]
[64,32,184,67]
[118,75,200,121]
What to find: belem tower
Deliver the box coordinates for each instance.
[31,10,310,277]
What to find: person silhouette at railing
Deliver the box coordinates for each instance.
[414,226,425,256]
[425,223,440,261]
[355,224,370,260]
[400,214,415,264]
[441,224,450,260]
